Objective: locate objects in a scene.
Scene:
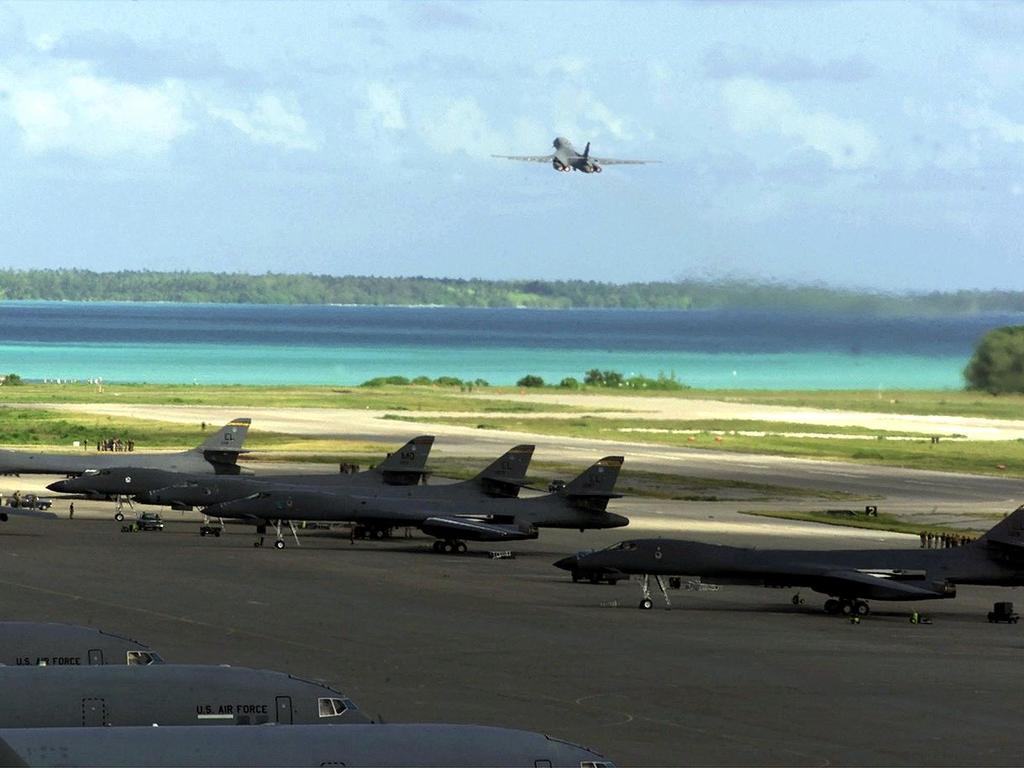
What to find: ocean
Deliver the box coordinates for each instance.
[0,301,1016,389]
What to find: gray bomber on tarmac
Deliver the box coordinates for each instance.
[0,724,614,768]
[0,622,162,667]
[47,435,439,508]
[492,136,656,173]
[0,665,365,727]
[202,455,627,552]
[0,419,251,477]
[559,505,1024,614]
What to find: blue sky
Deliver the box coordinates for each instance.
[1,1,1022,291]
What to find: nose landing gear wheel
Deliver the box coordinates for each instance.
[114,512,124,522]
[274,540,285,550]
[639,598,653,610]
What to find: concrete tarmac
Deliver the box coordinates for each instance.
[1,511,1022,766]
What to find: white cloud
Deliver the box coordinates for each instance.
[419,96,503,155]
[362,82,406,131]
[207,92,317,151]
[535,55,588,79]
[0,61,192,157]
[959,104,1024,144]
[722,78,878,169]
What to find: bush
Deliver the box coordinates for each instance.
[558,377,580,389]
[965,326,1024,393]
[517,375,545,388]
[433,376,463,386]
[360,375,410,387]
[3,373,24,386]
[411,376,432,385]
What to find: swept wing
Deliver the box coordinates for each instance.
[490,154,555,163]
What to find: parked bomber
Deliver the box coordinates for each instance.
[0,622,162,667]
[558,505,1024,613]
[0,419,251,477]
[0,665,366,727]
[492,136,657,173]
[0,724,615,768]
[202,455,627,552]
[47,436,438,512]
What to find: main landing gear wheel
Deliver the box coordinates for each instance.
[114,512,124,522]
[274,539,285,550]
[825,598,870,616]
[434,540,468,554]
[639,598,654,610]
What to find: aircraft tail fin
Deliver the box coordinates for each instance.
[583,141,591,160]
[374,436,434,486]
[473,444,534,498]
[977,504,1024,554]
[195,418,251,473]
[560,456,624,511]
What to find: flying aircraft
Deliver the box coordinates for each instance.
[557,506,1024,613]
[0,418,251,477]
[202,455,627,552]
[0,724,615,767]
[0,664,366,727]
[492,136,657,173]
[0,622,163,666]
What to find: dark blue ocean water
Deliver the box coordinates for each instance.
[0,302,1016,388]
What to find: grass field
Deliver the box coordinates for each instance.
[1,383,1021,479]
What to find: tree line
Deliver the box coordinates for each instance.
[2,269,1024,313]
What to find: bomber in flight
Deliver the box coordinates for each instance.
[492,136,657,173]
[558,505,1024,614]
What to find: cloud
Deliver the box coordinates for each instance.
[207,92,317,151]
[535,56,589,80]
[722,78,878,169]
[360,82,406,132]
[958,104,1024,144]
[704,44,873,82]
[0,60,192,157]
[411,2,482,30]
[47,29,252,86]
[958,2,1024,40]
[420,96,503,155]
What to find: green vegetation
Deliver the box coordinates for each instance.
[516,375,545,388]
[2,269,1024,312]
[1,373,23,386]
[964,325,1024,394]
[0,383,577,414]
[740,509,999,537]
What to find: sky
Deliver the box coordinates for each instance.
[0,0,1023,291]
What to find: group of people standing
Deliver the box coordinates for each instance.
[96,437,134,452]
[919,531,974,549]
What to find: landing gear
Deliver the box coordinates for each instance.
[353,525,393,540]
[824,598,870,616]
[113,494,134,522]
[637,574,671,610]
[431,539,468,554]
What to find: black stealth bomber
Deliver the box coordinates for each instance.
[0,724,615,768]
[0,419,251,477]
[0,622,162,667]
[558,505,1024,614]
[0,664,365,727]
[203,455,628,552]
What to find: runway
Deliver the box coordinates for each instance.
[1,514,1022,766]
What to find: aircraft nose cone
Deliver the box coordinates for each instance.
[46,480,71,493]
[553,555,580,571]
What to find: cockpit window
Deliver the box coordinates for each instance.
[126,651,162,665]
[318,698,349,718]
[603,541,636,552]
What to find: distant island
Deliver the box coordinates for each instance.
[1,269,1023,314]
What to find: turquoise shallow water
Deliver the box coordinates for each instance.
[0,341,967,389]
[0,302,1015,388]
